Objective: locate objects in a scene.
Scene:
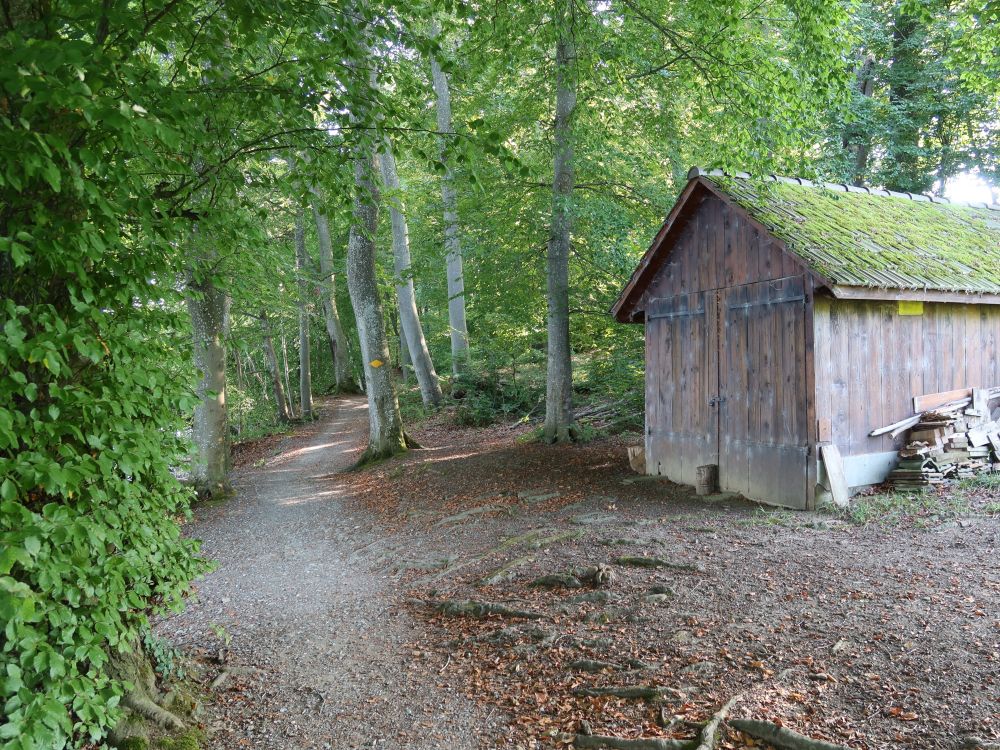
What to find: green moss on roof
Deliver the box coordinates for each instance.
[708,175,1000,294]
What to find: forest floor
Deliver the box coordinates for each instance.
[161,396,1000,750]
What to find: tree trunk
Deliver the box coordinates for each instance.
[886,10,929,193]
[844,56,874,186]
[295,210,313,419]
[399,313,411,384]
[543,0,577,444]
[280,329,294,417]
[430,23,470,375]
[378,147,443,408]
[312,201,357,392]
[261,310,291,423]
[347,148,409,461]
[186,240,232,498]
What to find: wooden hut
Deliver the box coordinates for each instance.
[612,167,1000,509]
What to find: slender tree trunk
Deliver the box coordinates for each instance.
[543,0,578,444]
[378,148,443,408]
[347,148,409,460]
[294,210,313,419]
[261,310,290,423]
[844,56,874,186]
[399,313,411,384]
[887,10,929,193]
[312,202,357,392]
[280,329,294,417]
[430,22,470,375]
[186,239,232,497]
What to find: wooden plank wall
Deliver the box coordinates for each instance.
[640,195,804,303]
[645,292,716,486]
[813,297,1000,457]
[721,276,810,508]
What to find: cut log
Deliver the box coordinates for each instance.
[729,719,853,750]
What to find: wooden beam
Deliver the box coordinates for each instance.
[912,388,973,413]
[819,443,849,508]
[831,285,1000,306]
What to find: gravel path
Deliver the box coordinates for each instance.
[160,397,492,750]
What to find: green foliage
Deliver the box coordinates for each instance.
[141,630,186,683]
[451,356,545,426]
[822,0,999,192]
[836,490,969,527]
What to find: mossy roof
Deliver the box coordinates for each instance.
[707,174,1000,294]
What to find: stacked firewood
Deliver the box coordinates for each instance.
[883,392,1000,490]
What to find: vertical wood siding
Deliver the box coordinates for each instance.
[642,194,813,507]
[812,297,1000,457]
[641,196,805,304]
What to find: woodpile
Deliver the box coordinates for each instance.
[872,387,1000,490]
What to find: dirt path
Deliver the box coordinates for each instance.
[159,397,496,750]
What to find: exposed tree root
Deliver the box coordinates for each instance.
[576,563,616,586]
[572,695,739,750]
[436,599,544,620]
[729,719,853,750]
[572,685,669,699]
[692,695,739,750]
[481,554,537,585]
[613,556,704,573]
[574,735,691,750]
[530,572,583,589]
[121,692,186,732]
[568,659,621,672]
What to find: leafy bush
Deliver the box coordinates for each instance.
[451,362,544,427]
[0,18,210,748]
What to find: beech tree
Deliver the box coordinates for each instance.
[294,209,313,419]
[430,23,471,374]
[379,147,444,408]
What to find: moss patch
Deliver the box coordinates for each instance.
[156,728,206,750]
[709,176,1000,293]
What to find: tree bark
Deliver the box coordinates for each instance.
[294,209,313,419]
[378,147,443,408]
[399,313,411,384]
[543,0,577,444]
[186,238,232,498]
[280,329,294,417]
[261,310,290,423]
[430,22,470,375]
[312,201,357,392]
[347,148,408,460]
[844,56,874,186]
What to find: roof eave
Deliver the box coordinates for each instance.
[830,285,1000,305]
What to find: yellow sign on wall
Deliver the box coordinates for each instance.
[897,300,924,316]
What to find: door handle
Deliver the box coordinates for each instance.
[709,396,727,406]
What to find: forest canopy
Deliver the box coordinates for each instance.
[0,0,997,747]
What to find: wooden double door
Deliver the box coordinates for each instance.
[645,275,810,508]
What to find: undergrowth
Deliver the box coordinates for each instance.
[836,489,970,527]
